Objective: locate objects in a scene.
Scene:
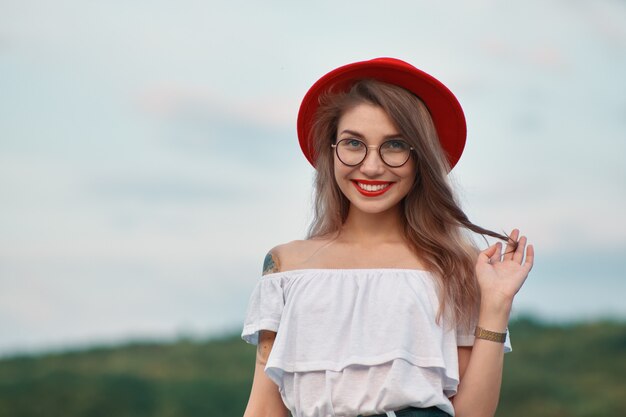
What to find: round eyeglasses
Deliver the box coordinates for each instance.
[331,138,415,168]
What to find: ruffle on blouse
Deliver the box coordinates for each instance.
[241,272,287,345]
[241,269,512,397]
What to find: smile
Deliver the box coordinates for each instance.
[351,180,395,197]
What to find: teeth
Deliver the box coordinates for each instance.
[357,182,389,192]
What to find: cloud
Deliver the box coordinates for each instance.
[87,176,248,204]
[132,83,302,170]
[136,83,297,129]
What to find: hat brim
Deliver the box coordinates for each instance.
[297,57,467,171]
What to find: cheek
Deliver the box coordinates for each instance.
[400,163,418,192]
[333,158,355,196]
[408,157,418,177]
[333,156,349,181]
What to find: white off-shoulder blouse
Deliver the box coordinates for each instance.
[241,269,512,417]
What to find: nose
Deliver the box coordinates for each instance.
[359,148,386,176]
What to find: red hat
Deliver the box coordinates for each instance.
[297,57,467,170]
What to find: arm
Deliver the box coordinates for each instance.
[451,229,534,417]
[243,251,289,417]
[243,330,290,417]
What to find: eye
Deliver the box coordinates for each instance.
[339,138,365,150]
[384,139,410,152]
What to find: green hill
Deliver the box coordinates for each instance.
[0,317,624,417]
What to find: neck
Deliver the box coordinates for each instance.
[339,204,406,245]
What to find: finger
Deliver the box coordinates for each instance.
[479,243,498,264]
[502,229,519,261]
[513,236,527,264]
[523,244,535,271]
[490,242,503,264]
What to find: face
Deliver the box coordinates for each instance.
[333,102,416,215]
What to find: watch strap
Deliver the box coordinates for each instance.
[474,326,507,343]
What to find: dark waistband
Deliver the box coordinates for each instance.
[358,405,451,417]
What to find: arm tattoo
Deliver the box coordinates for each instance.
[262,251,281,275]
[256,330,276,366]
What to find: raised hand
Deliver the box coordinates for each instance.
[475,229,534,307]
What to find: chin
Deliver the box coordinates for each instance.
[354,206,398,215]
[346,194,406,215]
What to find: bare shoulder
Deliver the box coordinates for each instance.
[262,237,334,275]
[262,249,281,275]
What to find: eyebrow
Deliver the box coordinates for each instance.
[338,129,403,139]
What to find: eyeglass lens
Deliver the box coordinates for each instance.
[335,139,411,167]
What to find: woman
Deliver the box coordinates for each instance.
[241,58,534,417]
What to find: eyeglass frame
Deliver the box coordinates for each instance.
[331,138,415,168]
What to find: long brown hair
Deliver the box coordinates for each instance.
[307,79,512,332]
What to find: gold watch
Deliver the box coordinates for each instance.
[474,326,507,343]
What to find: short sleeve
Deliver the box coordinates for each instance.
[456,323,513,353]
[241,275,285,345]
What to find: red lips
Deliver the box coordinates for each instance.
[350,180,395,197]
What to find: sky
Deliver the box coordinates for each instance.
[1,0,625,356]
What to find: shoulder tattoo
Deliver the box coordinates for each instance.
[262,251,281,275]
